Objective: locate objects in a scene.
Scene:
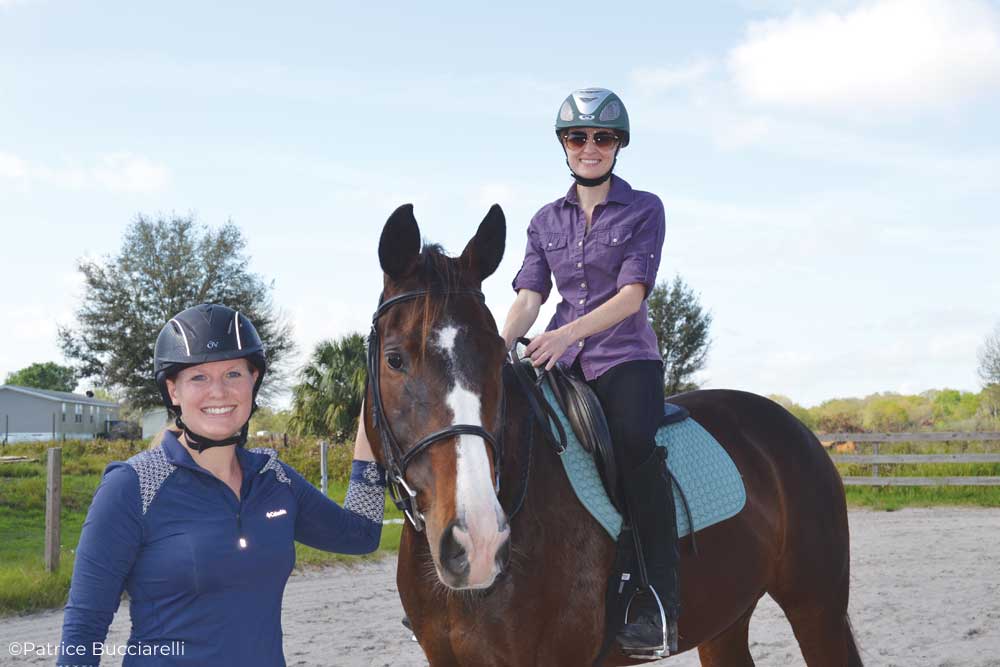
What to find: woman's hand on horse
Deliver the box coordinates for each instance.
[525,328,575,370]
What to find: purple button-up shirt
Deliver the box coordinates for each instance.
[512,175,665,381]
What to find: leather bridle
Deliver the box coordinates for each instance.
[366,288,503,532]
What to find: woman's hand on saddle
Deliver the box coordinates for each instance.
[525,327,575,371]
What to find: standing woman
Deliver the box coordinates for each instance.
[58,304,386,666]
[501,88,679,656]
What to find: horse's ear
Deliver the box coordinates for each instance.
[461,204,506,282]
[379,204,421,280]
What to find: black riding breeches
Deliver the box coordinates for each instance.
[578,360,665,474]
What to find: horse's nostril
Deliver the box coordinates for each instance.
[439,523,469,576]
[497,535,511,569]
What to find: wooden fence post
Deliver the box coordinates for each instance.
[320,440,329,497]
[872,441,880,479]
[45,447,62,573]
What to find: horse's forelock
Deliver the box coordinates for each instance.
[414,244,469,358]
[384,244,484,359]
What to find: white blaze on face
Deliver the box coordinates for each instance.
[435,324,508,587]
[437,325,459,357]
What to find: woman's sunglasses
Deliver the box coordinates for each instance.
[562,131,621,150]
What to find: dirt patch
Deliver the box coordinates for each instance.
[3,508,999,666]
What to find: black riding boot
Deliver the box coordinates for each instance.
[616,446,680,656]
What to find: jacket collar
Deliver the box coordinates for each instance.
[563,174,634,207]
[161,429,268,478]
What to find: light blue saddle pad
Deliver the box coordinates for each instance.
[540,384,747,541]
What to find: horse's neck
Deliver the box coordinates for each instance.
[500,386,579,521]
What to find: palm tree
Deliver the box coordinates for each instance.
[289,333,367,440]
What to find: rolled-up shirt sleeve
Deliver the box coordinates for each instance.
[511,216,553,302]
[616,196,665,294]
[59,463,142,666]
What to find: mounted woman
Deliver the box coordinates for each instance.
[501,87,679,656]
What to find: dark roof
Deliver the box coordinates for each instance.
[0,385,119,407]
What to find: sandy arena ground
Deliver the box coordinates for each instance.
[2,508,999,666]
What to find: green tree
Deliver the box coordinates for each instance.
[931,389,980,423]
[862,395,911,432]
[979,385,1000,424]
[647,275,713,395]
[58,215,294,408]
[250,406,292,435]
[5,362,78,392]
[811,398,864,433]
[289,333,367,440]
[979,323,1000,385]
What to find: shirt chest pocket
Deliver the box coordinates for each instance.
[594,227,633,264]
[541,233,569,254]
[540,233,571,273]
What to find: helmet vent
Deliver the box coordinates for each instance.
[169,318,192,356]
[559,101,574,122]
[599,101,621,122]
[234,311,243,350]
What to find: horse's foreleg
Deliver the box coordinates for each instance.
[695,602,757,667]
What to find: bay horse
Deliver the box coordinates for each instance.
[364,203,862,666]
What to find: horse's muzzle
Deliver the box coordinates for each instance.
[437,517,510,590]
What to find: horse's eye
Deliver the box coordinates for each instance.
[385,352,404,370]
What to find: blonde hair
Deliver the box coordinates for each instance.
[149,427,181,449]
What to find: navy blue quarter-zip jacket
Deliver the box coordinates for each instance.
[58,431,386,666]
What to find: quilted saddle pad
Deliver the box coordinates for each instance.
[539,383,747,540]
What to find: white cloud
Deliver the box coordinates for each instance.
[0,152,28,180]
[0,151,170,193]
[630,61,713,94]
[729,0,1000,113]
[91,153,170,193]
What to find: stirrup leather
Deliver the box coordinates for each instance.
[621,587,672,660]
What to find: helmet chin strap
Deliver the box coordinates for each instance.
[174,415,250,452]
[565,146,619,187]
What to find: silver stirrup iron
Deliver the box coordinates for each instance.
[623,586,670,660]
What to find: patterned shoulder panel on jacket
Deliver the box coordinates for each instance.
[248,447,291,486]
[126,447,178,515]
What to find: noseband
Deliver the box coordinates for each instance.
[367,288,503,532]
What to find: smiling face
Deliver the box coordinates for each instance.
[166,358,259,440]
[561,127,621,180]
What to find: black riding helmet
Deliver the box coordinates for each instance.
[154,304,267,451]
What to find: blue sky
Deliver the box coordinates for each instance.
[1,0,998,407]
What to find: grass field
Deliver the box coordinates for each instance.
[2,435,999,615]
[0,439,403,617]
[833,438,1000,510]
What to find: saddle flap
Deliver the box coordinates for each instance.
[543,365,621,511]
